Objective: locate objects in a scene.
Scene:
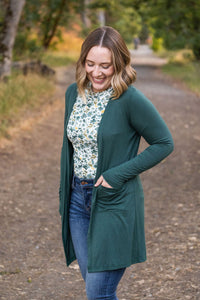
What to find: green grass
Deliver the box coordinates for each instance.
[158,48,194,62]
[13,48,79,69]
[42,51,79,68]
[162,61,200,96]
[0,72,55,138]
[157,48,200,96]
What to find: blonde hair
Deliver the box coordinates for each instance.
[76,26,136,100]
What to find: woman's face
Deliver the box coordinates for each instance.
[85,46,114,93]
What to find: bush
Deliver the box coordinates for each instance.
[192,35,200,60]
[152,37,163,52]
[13,31,43,61]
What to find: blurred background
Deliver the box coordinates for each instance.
[0,2,200,299]
[0,0,200,137]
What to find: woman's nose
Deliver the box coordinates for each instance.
[92,66,101,76]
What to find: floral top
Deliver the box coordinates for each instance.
[67,87,113,179]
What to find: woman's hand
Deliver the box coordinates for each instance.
[94,175,113,188]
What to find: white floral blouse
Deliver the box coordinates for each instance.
[67,86,113,179]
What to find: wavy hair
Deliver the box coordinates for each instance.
[76,26,136,100]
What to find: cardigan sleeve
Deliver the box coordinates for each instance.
[102,88,174,189]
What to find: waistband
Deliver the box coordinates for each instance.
[72,175,94,188]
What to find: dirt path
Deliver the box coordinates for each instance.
[0,47,199,300]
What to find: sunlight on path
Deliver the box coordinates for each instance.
[130,45,167,66]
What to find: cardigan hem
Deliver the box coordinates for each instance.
[87,257,147,273]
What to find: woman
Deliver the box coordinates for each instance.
[59,26,174,300]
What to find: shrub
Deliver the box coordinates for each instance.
[192,35,200,60]
[152,37,163,52]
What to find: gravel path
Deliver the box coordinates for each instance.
[0,46,199,300]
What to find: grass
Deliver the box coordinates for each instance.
[42,50,78,68]
[157,48,200,96]
[0,72,55,138]
[162,61,200,96]
[42,29,83,68]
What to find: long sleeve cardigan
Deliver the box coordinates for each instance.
[59,83,174,272]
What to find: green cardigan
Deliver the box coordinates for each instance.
[59,83,174,272]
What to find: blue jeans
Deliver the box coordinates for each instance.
[69,176,126,300]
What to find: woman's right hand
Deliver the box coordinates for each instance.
[94,175,113,188]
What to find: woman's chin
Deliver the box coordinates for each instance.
[91,82,110,93]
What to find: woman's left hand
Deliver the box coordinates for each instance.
[94,175,113,188]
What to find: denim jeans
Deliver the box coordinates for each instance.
[69,175,126,300]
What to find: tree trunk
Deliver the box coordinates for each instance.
[81,0,91,29]
[43,0,67,49]
[0,0,25,79]
[97,9,105,27]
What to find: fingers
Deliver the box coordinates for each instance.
[94,176,113,188]
[101,179,112,188]
[94,175,103,187]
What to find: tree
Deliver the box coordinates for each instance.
[41,0,68,49]
[142,0,200,59]
[0,0,25,79]
[19,0,81,50]
[88,0,142,43]
[80,0,91,29]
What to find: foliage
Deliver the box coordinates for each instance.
[192,35,200,60]
[0,1,8,36]
[3,0,200,70]
[13,31,42,60]
[139,23,149,44]
[114,7,142,43]
[88,0,142,43]
[39,30,83,67]
[152,37,163,52]
[86,0,200,60]
[16,0,78,51]
[42,51,78,68]
[145,0,200,60]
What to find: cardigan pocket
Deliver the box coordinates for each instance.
[95,184,127,210]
